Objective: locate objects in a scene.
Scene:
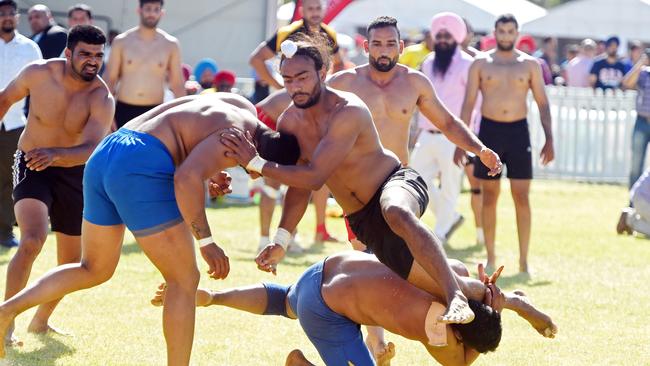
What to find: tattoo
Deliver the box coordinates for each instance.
[191,222,203,237]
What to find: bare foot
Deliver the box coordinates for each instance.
[519,262,529,274]
[365,338,395,366]
[27,322,72,336]
[438,294,475,324]
[512,290,558,338]
[0,307,17,358]
[285,349,315,366]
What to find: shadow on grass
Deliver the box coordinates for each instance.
[497,272,553,289]
[121,241,142,256]
[445,242,484,263]
[7,333,75,365]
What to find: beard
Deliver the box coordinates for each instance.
[141,16,159,29]
[73,62,98,82]
[433,42,457,77]
[497,41,515,51]
[1,21,14,33]
[369,55,398,72]
[291,85,322,109]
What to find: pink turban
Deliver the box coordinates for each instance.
[430,12,467,44]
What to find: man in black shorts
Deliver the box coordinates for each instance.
[0,25,113,343]
[222,34,503,326]
[460,14,554,273]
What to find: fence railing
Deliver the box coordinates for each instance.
[528,86,638,184]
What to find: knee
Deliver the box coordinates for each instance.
[382,204,416,231]
[511,191,530,206]
[482,190,499,206]
[448,259,470,277]
[17,234,47,260]
[166,268,200,293]
[80,260,116,286]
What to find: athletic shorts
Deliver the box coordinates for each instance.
[287,260,374,366]
[83,129,183,237]
[114,101,158,129]
[256,106,277,131]
[347,167,429,279]
[12,150,84,236]
[474,117,532,180]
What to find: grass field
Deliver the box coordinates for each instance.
[0,180,648,365]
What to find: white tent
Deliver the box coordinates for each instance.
[522,0,650,42]
[327,0,546,36]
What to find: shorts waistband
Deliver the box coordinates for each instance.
[347,165,402,218]
[15,150,85,170]
[481,116,527,127]
[116,129,174,162]
[115,100,159,110]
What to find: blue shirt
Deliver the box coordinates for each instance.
[589,57,626,90]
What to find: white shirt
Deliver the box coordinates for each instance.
[0,32,42,131]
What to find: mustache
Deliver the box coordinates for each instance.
[291,93,310,98]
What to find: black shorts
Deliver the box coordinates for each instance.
[12,150,84,236]
[474,117,533,180]
[115,101,158,129]
[347,167,429,279]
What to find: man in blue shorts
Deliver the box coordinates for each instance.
[152,251,557,365]
[0,92,301,365]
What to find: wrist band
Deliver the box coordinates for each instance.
[272,228,291,251]
[198,236,213,247]
[246,155,267,175]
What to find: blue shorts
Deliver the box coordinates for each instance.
[288,260,374,366]
[83,129,183,236]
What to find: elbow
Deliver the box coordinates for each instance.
[306,175,326,191]
[249,53,260,67]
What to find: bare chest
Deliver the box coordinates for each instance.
[348,80,418,125]
[28,82,91,134]
[480,63,531,91]
[121,41,170,75]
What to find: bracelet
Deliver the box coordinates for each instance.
[197,236,213,247]
[246,155,267,175]
[272,228,291,251]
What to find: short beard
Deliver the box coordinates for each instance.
[369,55,398,72]
[497,42,514,51]
[72,63,97,82]
[141,18,159,29]
[292,85,322,109]
[433,42,457,77]
[1,24,14,33]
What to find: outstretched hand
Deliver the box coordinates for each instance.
[255,243,287,275]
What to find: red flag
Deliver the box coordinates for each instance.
[292,0,354,24]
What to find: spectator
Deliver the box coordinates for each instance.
[517,35,553,85]
[624,40,643,73]
[0,0,42,247]
[596,39,606,56]
[622,51,650,187]
[398,29,433,70]
[536,36,560,80]
[194,58,218,91]
[617,169,650,236]
[565,39,596,87]
[67,3,92,28]
[589,36,626,90]
[27,4,67,59]
[461,17,480,57]
[201,70,237,94]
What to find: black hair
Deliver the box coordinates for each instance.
[280,32,331,72]
[367,16,401,40]
[451,300,502,353]
[494,13,519,30]
[67,25,106,51]
[140,0,163,7]
[256,128,301,166]
[67,3,92,19]
[0,0,16,10]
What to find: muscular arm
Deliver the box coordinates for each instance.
[261,105,364,190]
[103,38,122,95]
[249,42,282,90]
[0,64,32,120]
[416,73,485,155]
[167,40,186,98]
[278,185,312,233]
[460,61,481,127]
[175,134,232,239]
[622,57,647,90]
[48,91,115,167]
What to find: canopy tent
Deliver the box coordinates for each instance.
[322,0,546,36]
[522,0,650,42]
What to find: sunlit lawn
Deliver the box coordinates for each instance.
[0,180,647,365]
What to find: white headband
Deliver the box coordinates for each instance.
[280,40,298,58]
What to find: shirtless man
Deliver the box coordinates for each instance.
[221,33,502,327]
[0,93,301,364]
[0,25,112,344]
[321,16,499,358]
[152,251,557,366]
[459,14,554,273]
[105,0,185,130]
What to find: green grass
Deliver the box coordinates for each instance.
[0,180,648,365]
